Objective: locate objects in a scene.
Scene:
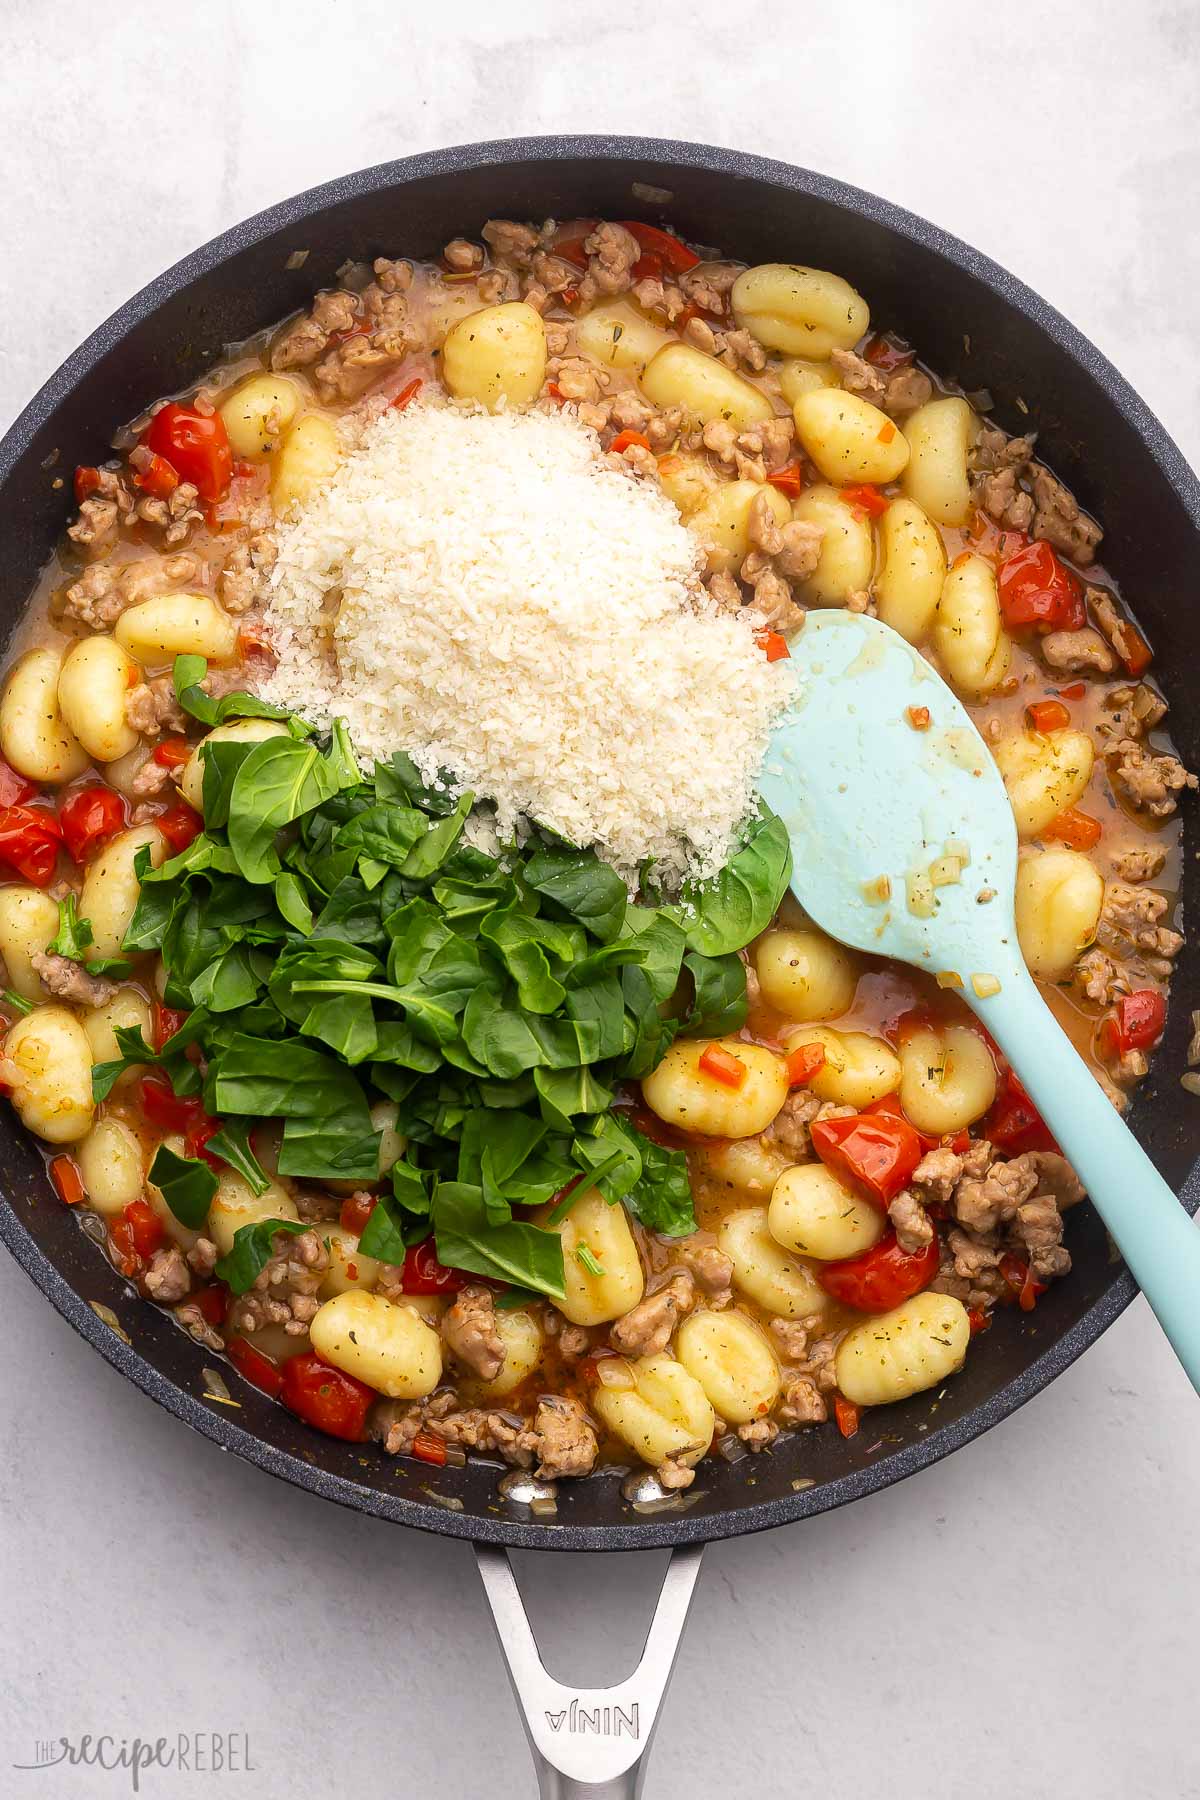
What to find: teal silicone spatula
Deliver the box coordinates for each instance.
[758,608,1200,1391]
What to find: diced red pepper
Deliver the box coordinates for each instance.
[58,784,128,863]
[810,1110,924,1208]
[862,333,914,372]
[766,462,804,498]
[618,221,700,273]
[997,539,1085,632]
[834,1395,863,1438]
[153,1004,190,1052]
[785,1042,827,1087]
[984,1069,1058,1155]
[698,1044,748,1090]
[0,804,63,886]
[0,759,36,808]
[754,629,790,663]
[74,466,103,504]
[190,1284,228,1327]
[411,1429,449,1466]
[107,1215,143,1277]
[1099,989,1166,1059]
[390,377,423,411]
[609,429,652,455]
[1026,698,1072,733]
[1057,681,1087,701]
[340,1191,378,1235]
[184,1115,222,1168]
[999,1252,1047,1312]
[402,1237,469,1295]
[227,1335,285,1398]
[155,801,204,853]
[906,705,931,731]
[140,1074,208,1135]
[1116,620,1152,676]
[546,382,566,402]
[132,451,180,499]
[968,1305,992,1335]
[152,736,193,768]
[1043,807,1102,851]
[818,1230,940,1312]
[839,482,890,518]
[142,403,232,503]
[280,1351,376,1440]
[122,1197,165,1261]
[49,1155,86,1207]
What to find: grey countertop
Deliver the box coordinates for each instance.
[2,4,1200,1795]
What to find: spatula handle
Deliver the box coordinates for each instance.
[972,969,1200,1394]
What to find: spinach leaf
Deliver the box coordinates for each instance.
[215,1218,309,1294]
[679,806,792,955]
[47,894,131,977]
[680,950,747,1037]
[173,655,294,729]
[432,1180,565,1299]
[227,729,361,883]
[204,1118,271,1196]
[524,845,627,943]
[615,1115,696,1237]
[147,1144,217,1229]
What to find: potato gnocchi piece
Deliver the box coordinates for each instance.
[4,1006,95,1143]
[576,299,672,372]
[784,1026,900,1107]
[731,264,869,359]
[899,1023,996,1136]
[656,450,722,519]
[1015,847,1105,980]
[539,1185,644,1326]
[933,554,1011,697]
[778,356,841,405]
[698,1136,794,1197]
[115,593,238,667]
[179,718,290,814]
[717,1205,833,1318]
[82,986,155,1071]
[753,926,859,1022]
[463,1307,543,1401]
[642,1039,789,1138]
[993,727,1095,839]
[79,825,166,960]
[591,1351,716,1469]
[77,1116,145,1217]
[58,635,141,764]
[206,1168,298,1256]
[835,1292,970,1406]
[309,1290,443,1399]
[792,388,910,486]
[640,342,773,429]
[686,480,791,574]
[873,497,947,644]
[0,886,61,1001]
[218,373,303,460]
[270,412,342,514]
[901,396,974,526]
[0,648,89,784]
[768,1162,886,1261]
[675,1308,781,1423]
[442,301,547,410]
[789,484,875,607]
[318,1224,382,1297]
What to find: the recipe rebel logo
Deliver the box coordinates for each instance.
[544,1700,640,1740]
[12,1733,256,1790]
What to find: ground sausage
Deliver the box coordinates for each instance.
[30,951,116,1007]
[441,1284,506,1382]
[609,1274,694,1358]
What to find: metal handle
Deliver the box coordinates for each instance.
[475,1541,704,1797]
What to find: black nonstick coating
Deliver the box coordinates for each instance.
[1,136,1196,1552]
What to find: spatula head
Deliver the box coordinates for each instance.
[758,611,1021,988]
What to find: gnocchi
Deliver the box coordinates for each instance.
[753,926,858,1022]
[778,356,840,405]
[591,1352,716,1470]
[4,1006,95,1143]
[730,263,869,358]
[792,389,910,486]
[318,1224,382,1297]
[933,554,1011,697]
[0,885,61,1000]
[270,411,342,513]
[0,649,89,784]
[718,1206,833,1319]
[698,1137,794,1197]
[640,342,773,429]
[993,727,1095,839]
[206,1169,298,1256]
[576,300,672,372]
[783,1026,901,1107]
[542,1185,644,1326]
[835,1292,971,1406]
[81,986,155,1070]
[79,825,166,959]
[115,593,238,667]
[898,1022,997,1136]
[1015,847,1105,980]
[309,1290,443,1399]
[873,497,947,643]
[642,1039,789,1138]
[901,397,974,526]
[442,301,547,410]
[57,635,141,764]
[686,480,790,574]
[218,373,302,459]
[675,1309,780,1423]
[768,1163,886,1261]
[463,1307,543,1401]
[77,1117,145,1217]
[789,484,876,607]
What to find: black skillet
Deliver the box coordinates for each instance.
[1,137,1196,1795]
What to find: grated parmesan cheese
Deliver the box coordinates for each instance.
[260,401,795,887]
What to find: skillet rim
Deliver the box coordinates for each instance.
[1,133,1197,1552]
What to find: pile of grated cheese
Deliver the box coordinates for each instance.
[260,401,795,888]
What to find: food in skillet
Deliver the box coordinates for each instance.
[1,216,1191,1496]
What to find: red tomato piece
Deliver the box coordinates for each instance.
[619,221,700,273]
[818,1230,940,1312]
[227,1335,285,1398]
[984,1069,1058,1155]
[1026,698,1072,733]
[0,804,63,885]
[390,377,423,411]
[839,482,890,519]
[411,1429,449,1466]
[156,801,204,853]
[401,1238,469,1295]
[1057,680,1087,701]
[132,451,180,498]
[184,1115,222,1168]
[340,1192,378,1235]
[281,1352,376,1440]
[906,705,931,731]
[766,462,804,499]
[140,1074,206,1135]
[74,465,103,503]
[549,222,598,268]
[153,1004,190,1051]
[58,784,128,863]
[142,403,233,502]
[967,1305,992,1335]
[698,1044,747,1089]
[123,1197,165,1261]
[1043,807,1102,851]
[810,1110,924,1208]
[107,1215,142,1277]
[834,1395,863,1438]
[49,1155,86,1207]
[753,629,790,663]
[1100,989,1166,1057]
[609,429,652,455]
[997,539,1085,632]
[785,1042,826,1087]
[862,333,914,372]
[999,1252,1047,1312]
[152,736,193,768]
[0,759,36,807]
[190,1284,228,1327]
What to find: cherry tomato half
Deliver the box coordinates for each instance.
[817,1231,940,1312]
[280,1352,376,1441]
[142,403,233,503]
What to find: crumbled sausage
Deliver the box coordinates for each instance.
[143,1246,192,1305]
[1072,946,1127,1006]
[883,366,933,416]
[270,289,358,371]
[679,1243,734,1306]
[778,1376,828,1425]
[911,1145,965,1206]
[1038,628,1115,675]
[1111,844,1167,883]
[30,951,116,1007]
[581,222,642,297]
[976,466,1035,533]
[761,1090,822,1160]
[831,348,885,403]
[520,1395,598,1479]
[737,1418,779,1450]
[609,1274,694,1358]
[1109,740,1196,818]
[889,1187,934,1252]
[1097,882,1183,976]
[441,1284,505,1381]
[174,1298,223,1351]
[1030,464,1102,564]
[482,219,541,267]
[226,1228,329,1336]
[953,1156,1040,1235]
[444,238,484,273]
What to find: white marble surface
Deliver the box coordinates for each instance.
[3,3,1200,1795]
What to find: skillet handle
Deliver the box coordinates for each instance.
[474,1541,704,1797]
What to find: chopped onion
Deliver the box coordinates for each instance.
[530,1496,559,1518]
[791,1477,815,1492]
[1180,1073,1200,1097]
[971,973,1002,998]
[202,1367,241,1407]
[906,871,935,918]
[421,1487,464,1512]
[936,970,964,990]
[285,250,310,270]
[631,181,674,204]
[929,856,962,888]
[861,874,891,905]
[88,1300,131,1345]
[715,1434,748,1463]
[596,1356,635,1390]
